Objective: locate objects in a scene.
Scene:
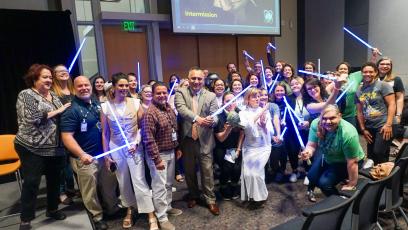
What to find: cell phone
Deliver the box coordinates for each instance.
[109,162,117,172]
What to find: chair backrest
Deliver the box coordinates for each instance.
[385,158,408,210]
[0,134,19,162]
[352,166,400,230]
[302,191,359,230]
[395,142,408,162]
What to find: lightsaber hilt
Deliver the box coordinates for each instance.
[94,141,138,159]
[268,42,277,50]
[243,51,255,61]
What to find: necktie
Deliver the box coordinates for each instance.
[191,94,199,140]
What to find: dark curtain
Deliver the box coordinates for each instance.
[0,9,79,134]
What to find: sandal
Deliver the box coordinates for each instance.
[122,208,133,229]
[148,218,159,230]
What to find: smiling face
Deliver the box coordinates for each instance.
[227,63,237,73]
[74,76,92,102]
[275,62,284,73]
[231,73,241,82]
[362,65,378,84]
[304,64,314,72]
[113,78,129,99]
[378,59,392,76]
[337,64,349,75]
[213,79,225,96]
[247,92,260,108]
[321,110,341,132]
[265,68,273,81]
[153,85,168,106]
[273,85,286,100]
[34,68,53,92]
[128,75,137,90]
[305,83,321,100]
[188,69,205,93]
[259,89,269,107]
[231,81,243,95]
[141,86,153,102]
[54,66,69,82]
[290,78,303,95]
[223,93,236,112]
[254,63,262,74]
[283,66,293,79]
[94,78,105,92]
[249,74,259,87]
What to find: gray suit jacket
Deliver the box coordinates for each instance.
[175,87,219,154]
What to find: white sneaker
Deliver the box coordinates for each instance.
[289,173,298,183]
[303,176,309,186]
[160,221,175,230]
[363,159,374,169]
[167,208,183,216]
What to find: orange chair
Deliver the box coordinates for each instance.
[0,134,23,219]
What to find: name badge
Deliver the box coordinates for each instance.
[172,129,177,141]
[81,119,87,132]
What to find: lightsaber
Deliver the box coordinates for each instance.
[211,85,252,117]
[282,107,287,121]
[94,141,138,159]
[279,127,287,140]
[106,102,131,148]
[335,81,354,103]
[243,50,255,61]
[167,80,178,102]
[260,59,267,89]
[343,27,383,56]
[137,62,141,92]
[298,70,337,81]
[317,58,321,74]
[268,42,277,50]
[68,37,88,73]
[268,73,280,94]
[283,96,302,122]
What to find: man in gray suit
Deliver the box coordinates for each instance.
[175,67,220,215]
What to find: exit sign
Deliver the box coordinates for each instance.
[123,21,135,31]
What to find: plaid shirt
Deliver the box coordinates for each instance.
[142,102,178,166]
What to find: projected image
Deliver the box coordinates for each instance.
[171,0,280,35]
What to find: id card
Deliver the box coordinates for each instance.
[172,129,177,141]
[81,119,87,132]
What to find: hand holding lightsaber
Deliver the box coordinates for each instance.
[268,42,277,50]
[242,50,255,61]
[298,70,337,81]
[343,27,383,56]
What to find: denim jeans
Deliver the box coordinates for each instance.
[307,153,363,196]
[15,143,64,222]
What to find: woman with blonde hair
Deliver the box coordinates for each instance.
[238,87,274,209]
[300,105,365,197]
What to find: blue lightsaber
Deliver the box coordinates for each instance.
[137,62,141,92]
[268,42,277,50]
[94,141,138,159]
[211,85,252,117]
[298,70,337,81]
[68,37,88,73]
[260,59,267,89]
[167,80,178,102]
[343,27,382,55]
[268,73,280,94]
[243,51,255,61]
[106,102,131,148]
[335,81,354,103]
[283,97,302,122]
[279,127,287,140]
[282,107,287,121]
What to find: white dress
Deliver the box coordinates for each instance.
[239,106,274,201]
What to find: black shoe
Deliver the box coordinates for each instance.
[247,200,266,210]
[231,184,240,200]
[19,222,31,230]
[46,210,67,220]
[94,220,109,230]
[220,186,232,200]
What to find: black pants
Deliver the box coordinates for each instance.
[213,148,241,186]
[366,127,393,165]
[15,143,65,222]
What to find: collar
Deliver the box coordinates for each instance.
[152,100,169,111]
[189,87,202,96]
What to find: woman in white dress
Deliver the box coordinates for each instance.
[239,87,274,209]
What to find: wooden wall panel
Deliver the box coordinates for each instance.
[160,29,199,83]
[102,25,149,85]
[237,36,273,78]
[198,35,237,79]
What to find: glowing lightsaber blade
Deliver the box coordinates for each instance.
[279,127,287,140]
[343,27,383,55]
[268,73,280,94]
[167,80,178,102]
[137,62,141,92]
[282,107,287,121]
[317,58,321,74]
[282,97,302,122]
[94,141,138,159]
[268,42,277,50]
[298,70,337,81]
[335,81,354,103]
[106,102,131,148]
[68,37,88,73]
[211,85,252,117]
[260,59,267,89]
[243,51,255,61]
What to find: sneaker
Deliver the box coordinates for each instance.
[303,176,309,186]
[94,220,109,230]
[306,190,317,202]
[363,159,374,169]
[46,210,66,220]
[167,208,183,216]
[220,186,232,201]
[159,221,175,230]
[289,173,298,183]
[231,185,240,200]
[19,222,31,230]
[60,194,74,205]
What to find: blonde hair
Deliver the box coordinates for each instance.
[317,105,341,139]
[377,57,395,82]
[244,87,260,106]
[51,65,74,97]
[291,76,304,86]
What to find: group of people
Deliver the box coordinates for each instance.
[14,44,404,230]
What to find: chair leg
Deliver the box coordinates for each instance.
[392,211,400,229]
[399,207,408,225]
[376,222,383,230]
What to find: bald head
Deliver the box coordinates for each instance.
[74,76,92,102]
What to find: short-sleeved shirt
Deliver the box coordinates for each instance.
[308,119,365,164]
[60,96,102,157]
[379,76,404,93]
[268,102,280,119]
[356,80,394,129]
[342,71,363,119]
[214,108,241,149]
